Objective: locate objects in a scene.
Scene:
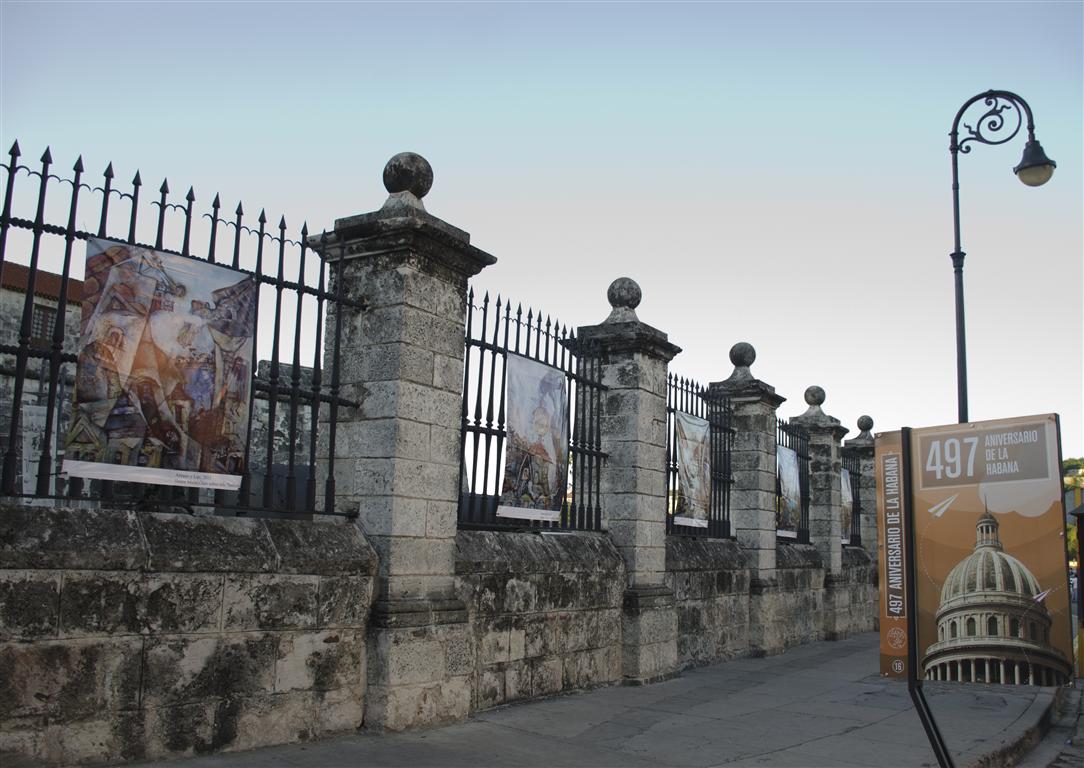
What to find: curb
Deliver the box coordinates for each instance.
[964,688,1060,768]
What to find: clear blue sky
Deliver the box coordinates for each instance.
[2,1,1081,455]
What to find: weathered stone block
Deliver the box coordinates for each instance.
[317,575,372,628]
[504,660,528,702]
[444,630,474,676]
[140,513,277,573]
[264,519,377,576]
[142,634,277,706]
[223,575,318,631]
[218,691,317,753]
[0,571,59,640]
[275,630,363,693]
[0,637,142,722]
[145,701,216,759]
[314,684,364,735]
[529,657,563,697]
[377,677,470,731]
[0,507,145,570]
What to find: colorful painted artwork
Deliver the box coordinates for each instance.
[776,444,801,536]
[62,238,256,490]
[674,411,710,527]
[841,467,854,542]
[497,354,569,521]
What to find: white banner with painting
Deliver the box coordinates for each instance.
[776,444,801,537]
[62,238,257,490]
[841,467,854,543]
[497,354,570,521]
[673,411,710,528]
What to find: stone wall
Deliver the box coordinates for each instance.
[826,546,878,639]
[665,536,752,667]
[753,543,826,655]
[0,506,377,767]
[455,530,625,711]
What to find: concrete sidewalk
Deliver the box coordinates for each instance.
[134,632,1058,768]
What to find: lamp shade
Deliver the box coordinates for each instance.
[1014,140,1056,187]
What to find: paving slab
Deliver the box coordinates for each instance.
[130,632,1060,768]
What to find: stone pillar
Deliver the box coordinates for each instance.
[709,343,785,584]
[320,153,495,729]
[578,278,681,685]
[792,386,848,577]
[843,416,877,556]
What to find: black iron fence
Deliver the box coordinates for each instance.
[0,141,359,516]
[775,417,810,543]
[665,374,733,538]
[458,290,606,531]
[841,449,862,546]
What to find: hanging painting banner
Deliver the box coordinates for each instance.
[776,443,801,537]
[62,238,257,490]
[673,411,710,528]
[840,467,854,543]
[496,354,570,521]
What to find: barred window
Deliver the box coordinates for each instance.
[30,303,55,342]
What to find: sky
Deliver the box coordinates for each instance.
[1,1,1081,456]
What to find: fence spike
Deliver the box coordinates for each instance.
[185,186,195,202]
[258,208,267,224]
[235,201,244,216]
[73,155,84,173]
[103,161,114,179]
[212,193,221,209]
[278,215,287,230]
[300,221,309,238]
[132,170,141,186]
[159,178,169,194]
[7,140,19,158]
[467,286,474,304]
[40,146,52,164]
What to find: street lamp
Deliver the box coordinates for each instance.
[949,90,1055,423]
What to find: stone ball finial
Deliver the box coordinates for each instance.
[607,277,641,312]
[804,386,826,407]
[383,152,433,199]
[857,415,874,432]
[729,342,756,368]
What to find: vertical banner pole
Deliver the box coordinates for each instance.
[902,427,955,768]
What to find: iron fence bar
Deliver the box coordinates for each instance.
[2,149,52,494]
[236,207,260,510]
[261,217,287,508]
[469,293,490,523]
[305,232,327,512]
[285,224,308,512]
[480,295,501,525]
[97,162,113,238]
[127,172,141,244]
[36,155,82,496]
[323,238,346,516]
[458,287,475,524]
[154,179,168,250]
[0,144,21,283]
[181,187,194,257]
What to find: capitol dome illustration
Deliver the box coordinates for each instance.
[922,510,1070,686]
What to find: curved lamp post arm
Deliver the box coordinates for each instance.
[950,90,1038,257]
[946,90,1054,424]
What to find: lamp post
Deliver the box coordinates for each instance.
[949,90,1055,423]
